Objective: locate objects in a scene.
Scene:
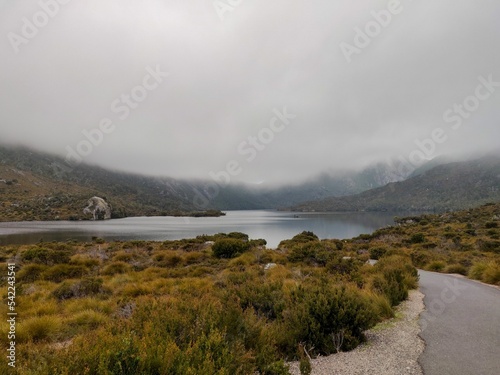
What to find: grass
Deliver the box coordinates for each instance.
[1,203,499,373]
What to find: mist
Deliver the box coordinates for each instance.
[1,0,499,185]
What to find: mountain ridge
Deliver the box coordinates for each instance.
[0,144,419,220]
[288,155,500,212]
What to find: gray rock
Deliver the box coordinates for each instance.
[83,196,111,220]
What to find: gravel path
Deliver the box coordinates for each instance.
[288,290,425,375]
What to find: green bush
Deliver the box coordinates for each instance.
[288,242,334,266]
[369,247,387,260]
[444,264,467,275]
[469,262,487,280]
[478,240,500,253]
[41,264,87,283]
[373,256,418,306]
[284,284,377,354]
[52,282,75,300]
[279,232,319,249]
[17,264,47,282]
[102,261,132,275]
[409,233,425,244]
[212,239,250,259]
[22,247,71,265]
[426,261,446,272]
[482,262,500,285]
[52,277,110,300]
[265,360,291,375]
[235,280,285,320]
[154,252,184,267]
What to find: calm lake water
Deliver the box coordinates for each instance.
[0,210,398,248]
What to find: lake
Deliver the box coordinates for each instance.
[0,210,398,248]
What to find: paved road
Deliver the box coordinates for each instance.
[418,270,500,375]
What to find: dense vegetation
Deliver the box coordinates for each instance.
[0,231,417,374]
[1,203,499,374]
[290,155,500,212]
[367,203,500,285]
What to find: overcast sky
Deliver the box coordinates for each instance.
[1,0,499,185]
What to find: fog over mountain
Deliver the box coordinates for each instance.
[1,0,499,185]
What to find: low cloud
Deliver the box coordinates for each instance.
[0,0,499,184]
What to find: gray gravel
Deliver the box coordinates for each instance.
[288,290,425,375]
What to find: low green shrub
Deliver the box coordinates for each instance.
[17,264,47,282]
[102,261,132,275]
[426,261,446,272]
[212,239,250,259]
[482,262,500,285]
[288,242,335,266]
[444,264,467,275]
[22,247,71,265]
[52,277,110,300]
[373,256,418,306]
[41,264,87,283]
[409,233,425,244]
[369,247,387,260]
[469,262,487,280]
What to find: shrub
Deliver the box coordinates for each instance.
[22,247,71,265]
[279,232,319,249]
[465,229,476,236]
[288,242,335,266]
[444,264,467,275]
[469,262,487,280]
[249,238,268,247]
[265,360,290,375]
[482,262,500,285]
[68,309,108,330]
[478,240,500,253]
[212,239,250,259]
[285,284,377,353]
[102,261,132,275]
[292,231,319,243]
[17,264,47,283]
[369,247,387,260]
[234,280,285,320]
[409,250,430,268]
[485,221,498,229]
[41,264,87,283]
[426,261,446,272]
[409,233,425,244]
[226,232,250,241]
[373,256,418,306]
[52,277,110,300]
[154,252,184,267]
[18,315,62,343]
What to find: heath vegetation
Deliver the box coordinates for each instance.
[0,203,498,374]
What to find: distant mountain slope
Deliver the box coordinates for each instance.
[211,161,415,209]
[288,156,500,212]
[0,145,418,221]
[0,145,215,221]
